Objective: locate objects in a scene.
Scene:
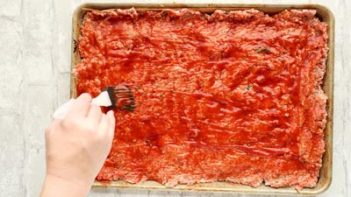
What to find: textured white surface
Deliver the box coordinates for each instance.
[0,0,350,196]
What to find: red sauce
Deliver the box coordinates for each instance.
[76,8,328,189]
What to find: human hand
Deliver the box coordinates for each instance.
[41,93,115,196]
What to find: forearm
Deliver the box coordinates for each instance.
[40,174,91,197]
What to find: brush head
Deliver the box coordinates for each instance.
[105,85,135,112]
[105,87,117,108]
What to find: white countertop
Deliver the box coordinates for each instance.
[0,0,350,196]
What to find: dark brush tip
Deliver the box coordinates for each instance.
[122,104,135,112]
[105,87,116,108]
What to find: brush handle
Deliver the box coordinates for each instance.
[53,91,112,119]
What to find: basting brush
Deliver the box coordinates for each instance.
[53,84,135,119]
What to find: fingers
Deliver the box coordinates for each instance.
[87,105,102,126]
[97,114,109,138]
[107,111,115,140]
[66,93,92,118]
[63,93,115,144]
[97,111,115,141]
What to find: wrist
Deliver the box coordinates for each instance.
[41,174,92,197]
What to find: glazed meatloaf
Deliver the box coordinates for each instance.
[75,8,328,190]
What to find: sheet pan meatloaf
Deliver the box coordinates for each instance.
[75,8,328,190]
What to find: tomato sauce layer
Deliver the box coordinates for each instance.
[76,8,328,189]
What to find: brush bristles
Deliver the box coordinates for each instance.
[105,87,117,108]
[105,85,135,112]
